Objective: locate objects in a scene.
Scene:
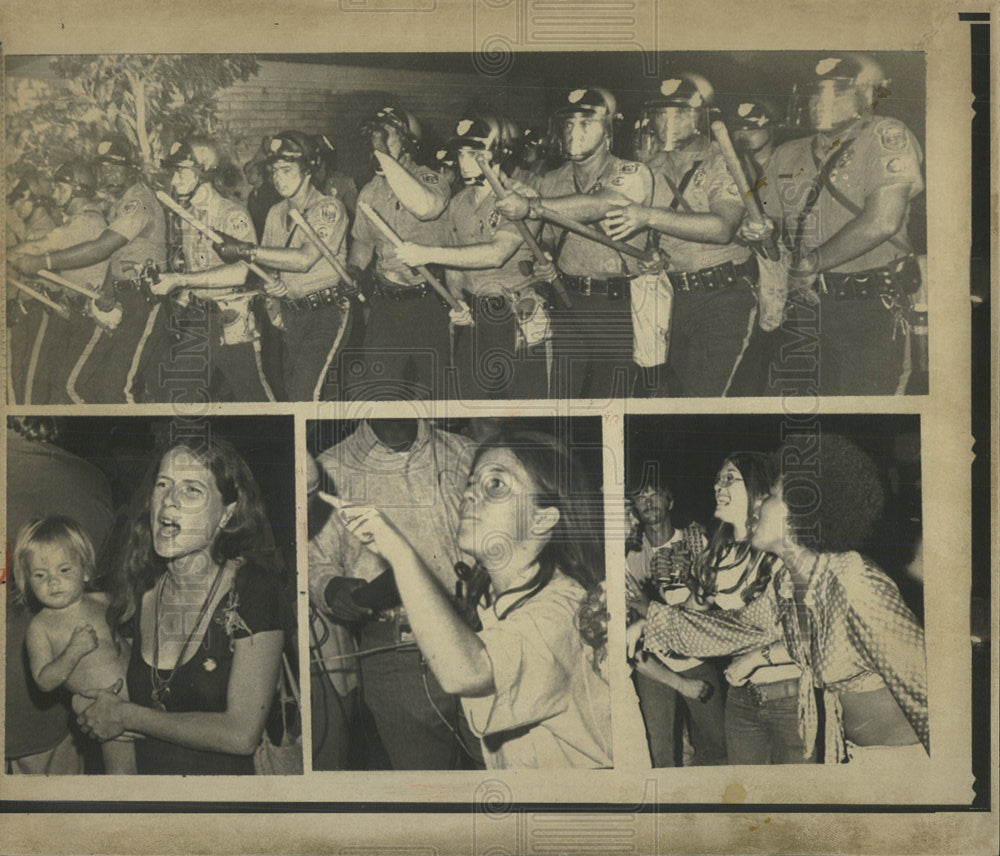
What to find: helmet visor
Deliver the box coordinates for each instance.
[557,113,608,160]
[788,79,863,132]
[646,105,707,151]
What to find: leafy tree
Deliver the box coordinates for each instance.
[5,54,259,180]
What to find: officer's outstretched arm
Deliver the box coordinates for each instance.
[374,152,449,220]
[157,261,248,294]
[11,228,127,276]
[537,162,652,224]
[396,231,522,271]
[805,183,912,272]
[631,196,740,245]
[253,239,323,274]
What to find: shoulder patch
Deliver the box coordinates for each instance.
[421,172,440,184]
[120,199,140,216]
[610,175,625,186]
[620,161,639,174]
[224,210,251,236]
[318,201,340,222]
[874,120,909,153]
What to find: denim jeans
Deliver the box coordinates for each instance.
[725,682,817,765]
[634,661,727,767]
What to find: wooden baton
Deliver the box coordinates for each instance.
[472,154,573,308]
[155,190,281,287]
[8,275,72,319]
[357,201,463,313]
[710,120,780,260]
[37,269,101,300]
[286,208,365,302]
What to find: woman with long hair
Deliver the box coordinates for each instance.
[689,451,812,764]
[75,438,289,774]
[642,435,927,764]
[328,430,612,769]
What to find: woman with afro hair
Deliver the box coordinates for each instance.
[639,434,927,765]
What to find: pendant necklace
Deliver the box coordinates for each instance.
[150,562,228,711]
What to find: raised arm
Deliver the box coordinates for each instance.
[336,500,494,697]
[375,152,449,220]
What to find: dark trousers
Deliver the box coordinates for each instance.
[634,661,728,767]
[144,301,273,403]
[667,285,757,397]
[357,623,461,770]
[766,295,907,397]
[725,683,817,765]
[32,311,102,404]
[549,293,635,401]
[281,299,351,401]
[6,302,47,404]
[817,295,907,395]
[452,294,548,400]
[74,290,160,403]
[343,291,450,400]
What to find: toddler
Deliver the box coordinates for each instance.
[14,517,136,774]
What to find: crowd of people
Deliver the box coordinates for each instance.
[7,52,926,403]
[625,433,928,767]
[5,417,298,775]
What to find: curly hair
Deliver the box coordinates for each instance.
[692,451,778,605]
[7,416,64,444]
[106,436,278,633]
[774,433,885,553]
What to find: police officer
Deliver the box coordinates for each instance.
[345,105,452,400]
[510,125,551,189]
[11,133,167,403]
[6,169,61,403]
[215,131,352,401]
[496,87,669,400]
[6,168,59,248]
[395,114,550,400]
[760,53,925,396]
[604,74,759,398]
[146,137,274,402]
[8,160,108,403]
[726,99,783,397]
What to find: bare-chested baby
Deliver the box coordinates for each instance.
[14,516,136,774]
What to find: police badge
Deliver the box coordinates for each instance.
[875,120,908,153]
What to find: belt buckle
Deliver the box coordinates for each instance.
[579,276,592,297]
[745,682,764,705]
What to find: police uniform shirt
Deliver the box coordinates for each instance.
[538,155,651,279]
[106,182,167,281]
[181,185,254,278]
[765,116,924,274]
[353,155,451,284]
[261,182,348,296]
[646,139,751,273]
[443,179,539,297]
[15,198,108,288]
